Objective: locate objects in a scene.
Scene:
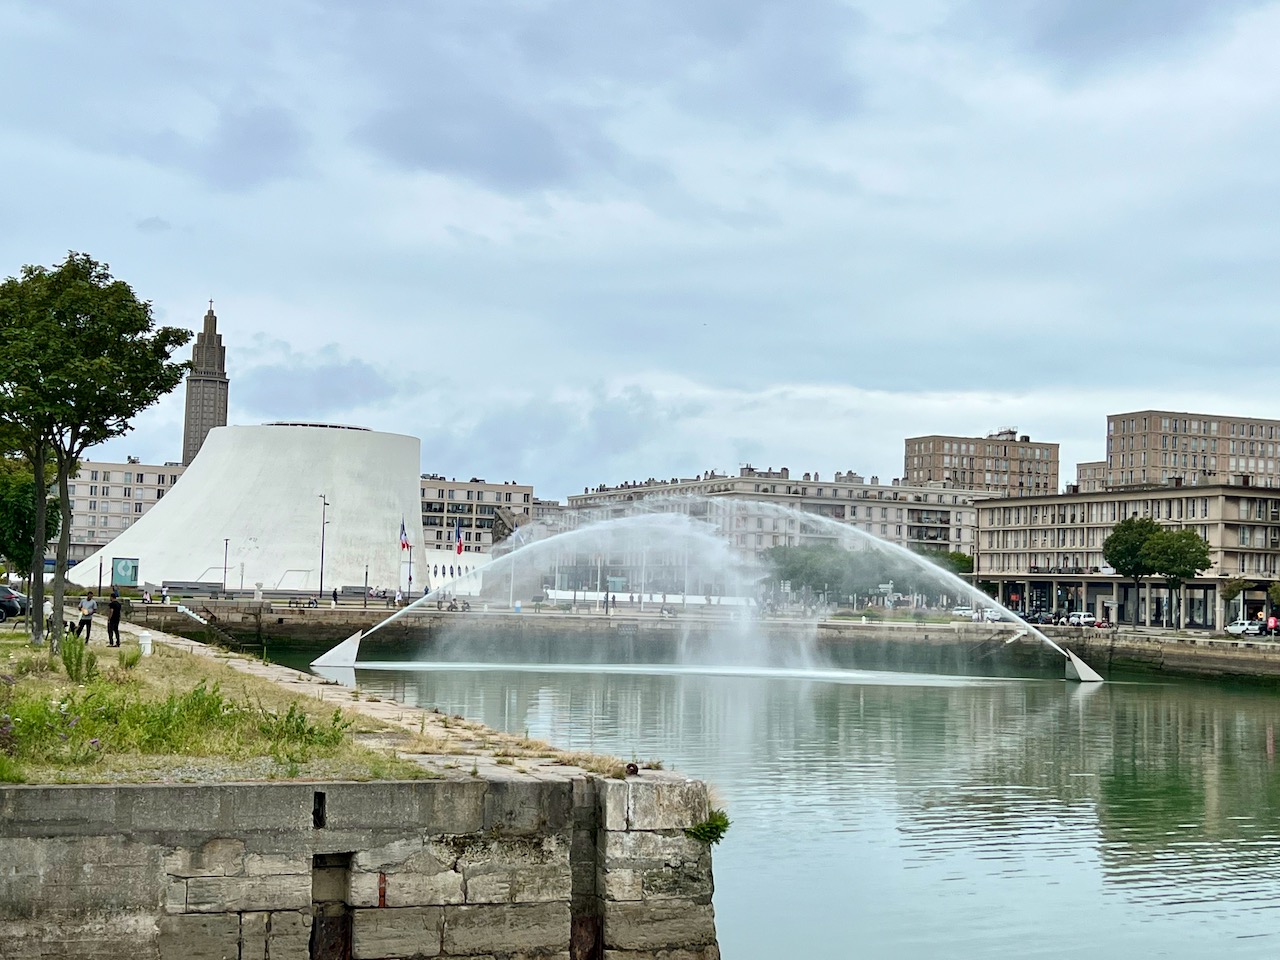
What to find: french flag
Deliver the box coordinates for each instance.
[455,519,463,555]
[399,519,410,550]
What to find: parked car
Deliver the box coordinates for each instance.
[1032,612,1057,625]
[1226,619,1257,636]
[0,586,28,622]
[951,607,973,619]
[1094,619,1112,629]
[1067,612,1096,627]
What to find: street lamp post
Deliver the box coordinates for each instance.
[407,545,413,600]
[318,494,330,601]
[223,539,229,594]
[363,563,368,609]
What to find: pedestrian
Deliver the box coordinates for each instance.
[332,587,338,605]
[107,593,122,647]
[43,597,53,634]
[161,585,169,603]
[74,591,97,642]
[394,588,403,607]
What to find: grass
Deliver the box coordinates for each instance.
[0,631,433,784]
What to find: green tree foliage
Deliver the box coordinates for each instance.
[1222,577,1253,621]
[930,551,974,576]
[1140,528,1210,628]
[0,459,60,574]
[765,543,975,608]
[0,252,191,647]
[1102,516,1161,626]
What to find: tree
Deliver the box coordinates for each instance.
[1102,515,1161,626]
[0,252,190,647]
[0,457,60,582]
[929,551,974,576]
[1221,577,1252,622]
[1139,528,1210,628]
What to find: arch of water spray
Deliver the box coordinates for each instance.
[312,497,1103,682]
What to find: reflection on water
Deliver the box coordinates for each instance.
[349,663,1280,959]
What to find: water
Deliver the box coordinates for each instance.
[343,659,1280,959]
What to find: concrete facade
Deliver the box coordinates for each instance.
[62,458,187,565]
[182,305,230,467]
[904,427,1059,498]
[0,775,718,960]
[568,465,984,559]
[973,482,1280,627]
[1105,408,1280,490]
[419,475,533,554]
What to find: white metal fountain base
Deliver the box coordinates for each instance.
[1065,648,1104,683]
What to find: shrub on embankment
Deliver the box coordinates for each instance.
[0,635,431,784]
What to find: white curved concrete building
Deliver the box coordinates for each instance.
[68,423,426,594]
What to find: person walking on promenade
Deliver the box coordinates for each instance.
[74,591,97,642]
[106,592,122,647]
[161,585,169,603]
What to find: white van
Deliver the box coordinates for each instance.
[1067,612,1096,626]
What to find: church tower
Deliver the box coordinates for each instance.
[181,302,229,465]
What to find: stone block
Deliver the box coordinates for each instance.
[420,780,487,834]
[442,903,570,956]
[129,786,227,833]
[626,779,708,832]
[352,836,425,872]
[461,836,570,904]
[484,779,573,836]
[244,852,308,877]
[164,837,246,878]
[603,901,717,952]
[265,909,313,960]
[220,784,311,833]
[603,948,720,960]
[240,911,268,960]
[0,786,122,837]
[599,779,630,832]
[352,905,443,958]
[156,913,241,960]
[184,873,310,913]
[349,866,466,907]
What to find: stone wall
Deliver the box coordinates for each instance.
[0,773,718,960]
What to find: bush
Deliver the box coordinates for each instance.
[684,808,731,845]
[60,638,98,683]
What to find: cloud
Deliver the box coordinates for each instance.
[234,346,401,417]
[135,216,172,233]
[137,105,309,191]
[962,0,1268,74]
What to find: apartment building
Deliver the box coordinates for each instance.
[1075,461,1107,493]
[904,428,1059,497]
[64,459,187,565]
[567,465,984,559]
[1105,409,1280,489]
[974,481,1280,629]
[418,475,533,553]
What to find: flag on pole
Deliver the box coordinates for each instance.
[455,519,463,555]
[399,519,410,550]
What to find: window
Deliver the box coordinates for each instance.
[88,500,97,510]
[90,470,99,481]
[123,487,132,498]
[102,471,111,481]
[124,472,133,483]
[134,502,143,513]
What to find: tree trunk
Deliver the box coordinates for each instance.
[51,446,74,653]
[1132,579,1142,627]
[28,448,47,646]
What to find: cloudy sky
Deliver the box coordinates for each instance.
[3,0,1279,500]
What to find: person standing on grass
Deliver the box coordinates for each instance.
[74,591,97,642]
[106,592,122,647]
